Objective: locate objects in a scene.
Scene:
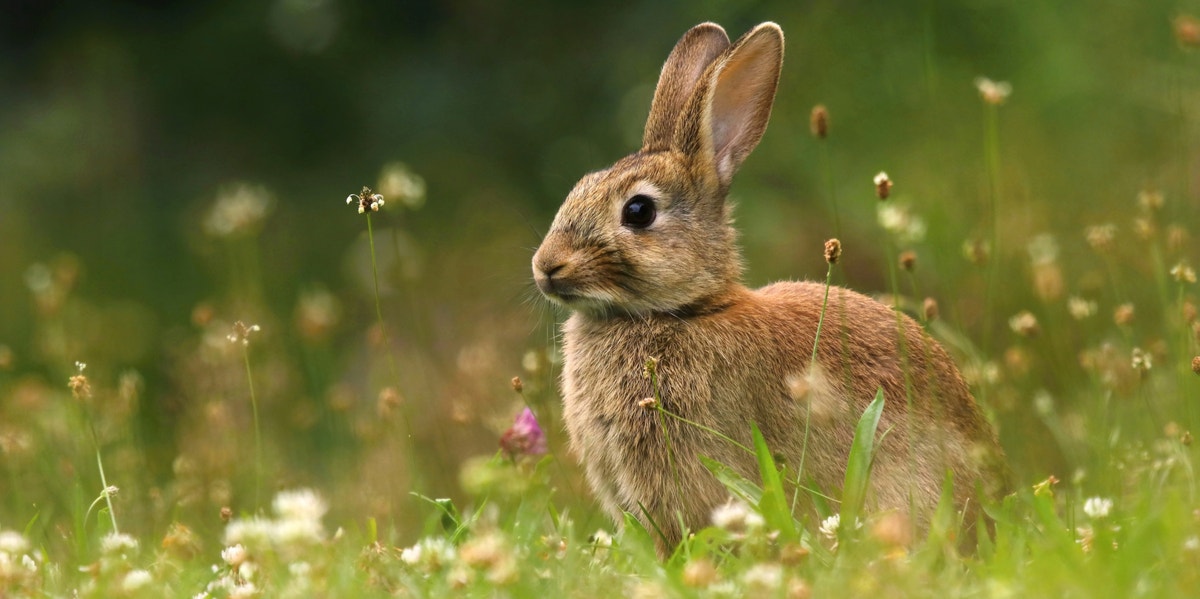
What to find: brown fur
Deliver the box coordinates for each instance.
[532,22,1009,554]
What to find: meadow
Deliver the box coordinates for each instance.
[2,1,1200,597]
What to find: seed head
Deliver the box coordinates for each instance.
[638,397,658,410]
[1085,224,1117,253]
[1009,310,1039,337]
[898,250,916,272]
[1168,225,1188,253]
[1113,303,1135,326]
[511,376,524,393]
[68,361,92,401]
[682,558,718,588]
[963,239,991,266]
[873,172,893,200]
[346,186,385,214]
[922,297,939,321]
[809,105,829,139]
[221,506,233,522]
[974,77,1012,105]
[1171,261,1197,284]
[227,321,261,346]
[1192,356,1200,374]
[1131,347,1152,373]
[1138,189,1164,212]
[1175,14,1200,47]
[1068,296,1098,320]
[1082,496,1113,520]
[823,238,841,264]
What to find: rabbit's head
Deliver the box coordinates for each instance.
[533,23,784,316]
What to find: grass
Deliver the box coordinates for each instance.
[4,20,1200,599]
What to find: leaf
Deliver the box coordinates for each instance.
[699,455,763,505]
[751,423,799,540]
[840,388,885,531]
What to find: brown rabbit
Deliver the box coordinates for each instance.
[532,22,1009,553]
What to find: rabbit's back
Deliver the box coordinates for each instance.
[560,281,1007,549]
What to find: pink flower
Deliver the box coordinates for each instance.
[500,408,547,458]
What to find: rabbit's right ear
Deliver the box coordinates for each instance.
[642,23,731,152]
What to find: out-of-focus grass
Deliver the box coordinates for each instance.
[2,1,1200,597]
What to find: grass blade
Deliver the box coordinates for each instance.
[841,389,885,531]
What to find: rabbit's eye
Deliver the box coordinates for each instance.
[621,195,657,229]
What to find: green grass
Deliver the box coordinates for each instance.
[5,6,1200,598]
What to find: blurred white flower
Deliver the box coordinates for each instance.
[975,77,1012,105]
[204,183,273,237]
[711,500,763,533]
[819,514,841,540]
[273,488,328,524]
[378,162,426,210]
[1067,296,1097,320]
[221,544,247,567]
[100,532,139,555]
[742,563,784,591]
[122,569,153,592]
[876,203,926,243]
[1083,496,1113,519]
[0,530,29,555]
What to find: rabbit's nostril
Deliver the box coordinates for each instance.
[542,262,566,278]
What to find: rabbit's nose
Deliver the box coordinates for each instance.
[533,259,567,295]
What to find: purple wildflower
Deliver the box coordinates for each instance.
[500,407,547,458]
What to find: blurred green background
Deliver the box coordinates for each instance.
[1,0,1197,541]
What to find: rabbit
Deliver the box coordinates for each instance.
[531,21,1010,554]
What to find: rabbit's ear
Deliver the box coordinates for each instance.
[676,23,783,187]
[642,23,730,152]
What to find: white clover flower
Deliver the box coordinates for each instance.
[819,514,841,540]
[221,544,247,567]
[741,563,784,591]
[122,569,153,592]
[228,581,258,599]
[100,532,139,555]
[1083,497,1113,519]
[0,530,29,555]
[20,553,36,572]
[224,516,275,550]
[710,500,763,533]
[1131,348,1152,372]
[272,517,325,546]
[273,488,328,523]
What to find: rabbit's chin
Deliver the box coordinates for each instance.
[541,290,664,319]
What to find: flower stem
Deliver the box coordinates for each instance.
[242,346,262,511]
[793,260,835,516]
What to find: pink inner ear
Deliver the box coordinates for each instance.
[708,38,780,182]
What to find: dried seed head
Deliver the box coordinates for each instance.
[823,238,842,264]
[1192,356,1200,374]
[898,250,916,272]
[1183,431,1194,446]
[1114,303,1135,326]
[638,397,658,410]
[809,105,829,139]
[642,357,659,379]
[873,172,893,200]
[511,376,523,393]
[922,297,939,321]
[1175,14,1200,47]
[220,506,233,522]
[68,361,92,401]
[1133,218,1156,241]
[1184,300,1197,323]
[377,387,402,418]
[870,511,912,548]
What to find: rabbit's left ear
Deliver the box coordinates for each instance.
[675,23,783,187]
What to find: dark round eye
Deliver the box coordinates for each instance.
[621,195,657,229]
